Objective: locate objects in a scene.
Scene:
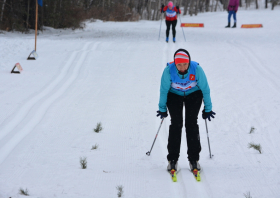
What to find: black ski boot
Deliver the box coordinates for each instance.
[167,160,178,171]
[225,22,230,28]
[189,161,201,171]
[232,22,236,28]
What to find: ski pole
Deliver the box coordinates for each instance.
[178,14,186,42]
[146,118,164,156]
[205,119,213,158]
[158,13,163,40]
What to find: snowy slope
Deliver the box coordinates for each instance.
[0,9,280,198]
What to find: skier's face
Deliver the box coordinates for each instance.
[176,62,189,73]
[168,5,173,9]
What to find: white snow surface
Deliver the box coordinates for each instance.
[1,9,280,198]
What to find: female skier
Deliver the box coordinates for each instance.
[156,49,216,172]
[161,1,181,43]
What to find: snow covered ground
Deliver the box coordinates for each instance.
[1,8,280,198]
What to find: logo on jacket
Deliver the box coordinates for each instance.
[190,74,195,80]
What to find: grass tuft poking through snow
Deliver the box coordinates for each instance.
[80,157,87,169]
[19,188,29,196]
[116,185,124,197]
[91,144,99,150]
[248,143,262,154]
[94,122,103,133]
[244,191,252,198]
[249,127,255,134]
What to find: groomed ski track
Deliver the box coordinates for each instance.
[0,9,280,198]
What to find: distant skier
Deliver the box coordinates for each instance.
[156,49,216,173]
[225,0,239,28]
[161,1,181,43]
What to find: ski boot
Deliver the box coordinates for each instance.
[189,161,201,171]
[173,37,176,43]
[232,22,236,28]
[190,161,201,181]
[167,160,178,171]
[166,37,169,43]
[225,22,230,28]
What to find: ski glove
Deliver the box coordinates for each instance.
[176,6,180,13]
[157,110,168,119]
[202,110,216,121]
[161,4,165,13]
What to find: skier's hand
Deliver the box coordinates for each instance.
[176,6,180,14]
[161,4,165,13]
[202,109,216,121]
[235,10,237,13]
[157,110,168,119]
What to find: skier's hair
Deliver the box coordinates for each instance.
[174,49,191,64]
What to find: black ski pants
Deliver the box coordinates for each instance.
[166,90,203,162]
[166,20,177,38]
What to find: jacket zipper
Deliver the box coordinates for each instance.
[183,74,186,99]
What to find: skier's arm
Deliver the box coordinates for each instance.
[158,66,172,112]
[175,6,181,14]
[196,65,212,112]
[163,6,168,12]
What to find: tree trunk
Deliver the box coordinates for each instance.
[155,0,161,20]
[195,0,199,15]
[41,0,44,32]
[255,0,258,9]
[271,0,275,10]
[215,0,219,11]
[26,0,30,30]
[189,0,195,15]
[206,0,210,11]
[147,0,152,20]
[0,0,7,22]
[53,1,57,28]
[265,0,267,8]
[239,0,242,7]
[184,0,190,15]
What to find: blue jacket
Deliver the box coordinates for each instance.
[159,61,212,112]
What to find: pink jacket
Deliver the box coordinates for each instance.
[228,0,239,12]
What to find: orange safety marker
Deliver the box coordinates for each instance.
[181,23,204,28]
[241,24,263,28]
[11,63,23,74]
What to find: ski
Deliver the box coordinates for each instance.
[170,169,177,182]
[192,169,201,181]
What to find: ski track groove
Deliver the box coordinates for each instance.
[229,41,279,197]
[0,41,99,165]
[159,42,188,198]
[0,43,88,141]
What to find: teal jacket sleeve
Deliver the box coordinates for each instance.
[196,65,212,112]
[158,66,171,112]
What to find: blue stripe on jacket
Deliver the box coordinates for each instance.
[158,61,212,113]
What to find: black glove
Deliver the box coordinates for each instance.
[202,109,216,121]
[161,4,165,13]
[157,110,168,119]
[176,6,180,14]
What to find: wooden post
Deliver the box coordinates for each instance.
[35,0,38,51]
